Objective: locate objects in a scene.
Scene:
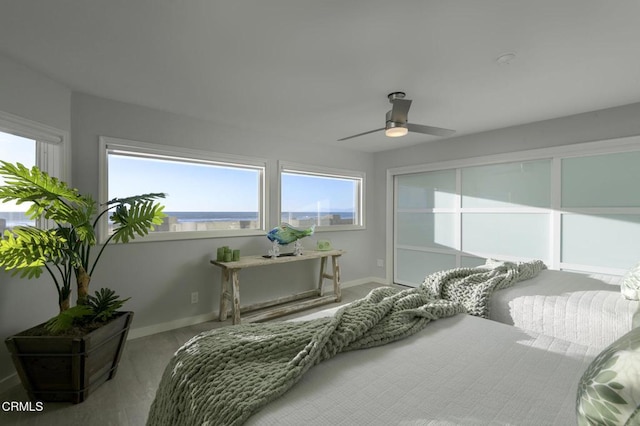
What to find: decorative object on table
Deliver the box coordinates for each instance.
[266,222,315,245]
[216,246,229,262]
[316,239,332,251]
[0,161,166,403]
[215,246,240,262]
[267,242,280,258]
[266,222,315,257]
[292,240,304,256]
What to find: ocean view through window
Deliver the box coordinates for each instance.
[101,137,267,241]
[280,162,364,230]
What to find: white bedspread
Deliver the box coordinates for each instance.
[489,269,639,350]
[246,313,598,426]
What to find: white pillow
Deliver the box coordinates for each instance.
[621,262,640,301]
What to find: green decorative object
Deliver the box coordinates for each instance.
[316,239,332,251]
[223,251,232,262]
[576,326,640,425]
[267,222,315,245]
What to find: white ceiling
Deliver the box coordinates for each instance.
[1,1,640,152]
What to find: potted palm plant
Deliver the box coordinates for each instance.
[0,161,166,403]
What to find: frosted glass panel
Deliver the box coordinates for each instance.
[462,213,550,260]
[397,213,456,249]
[561,214,640,269]
[397,170,456,209]
[462,160,551,208]
[562,151,640,207]
[396,249,456,287]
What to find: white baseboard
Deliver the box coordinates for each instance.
[128,276,388,340]
[127,312,219,340]
[341,276,389,288]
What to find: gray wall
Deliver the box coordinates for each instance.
[70,93,377,331]
[0,54,71,130]
[372,102,640,280]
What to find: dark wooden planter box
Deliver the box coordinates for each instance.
[4,311,133,404]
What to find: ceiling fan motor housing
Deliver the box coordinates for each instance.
[385,110,407,128]
[387,91,406,102]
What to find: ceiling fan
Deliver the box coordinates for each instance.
[338,92,455,141]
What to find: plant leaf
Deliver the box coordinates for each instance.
[44,305,93,332]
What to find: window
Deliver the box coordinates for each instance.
[100,137,267,242]
[0,111,68,234]
[279,162,364,230]
[560,151,640,270]
[391,136,640,285]
[0,132,35,231]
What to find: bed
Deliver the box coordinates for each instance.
[247,312,598,426]
[489,269,640,350]
[147,262,640,426]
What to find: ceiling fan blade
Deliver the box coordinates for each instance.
[390,99,412,123]
[337,127,385,141]
[407,123,456,137]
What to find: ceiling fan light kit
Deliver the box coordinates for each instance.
[338,91,455,142]
[385,124,408,138]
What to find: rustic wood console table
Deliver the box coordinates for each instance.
[210,249,344,325]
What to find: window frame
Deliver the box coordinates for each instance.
[0,110,69,181]
[278,160,365,232]
[99,136,268,243]
[0,110,69,230]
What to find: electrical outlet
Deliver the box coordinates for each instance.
[191,292,199,304]
[376,259,384,268]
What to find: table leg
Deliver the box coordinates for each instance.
[231,269,241,325]
[332,255,342,302]
[219,269,229,321]
[317,257,327,296]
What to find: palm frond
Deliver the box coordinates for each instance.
[0,161,93,226]
[105,192,166,207]
[110,199,166,243]
[63,199,96,244]
[0,227,69,278]
[44,305,93,333]
[87,288,130,322]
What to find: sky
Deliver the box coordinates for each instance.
[109,154,357,212]
[0,132,35,212]
[1,131,357,213]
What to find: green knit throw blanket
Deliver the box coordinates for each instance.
[147,259,545,426]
